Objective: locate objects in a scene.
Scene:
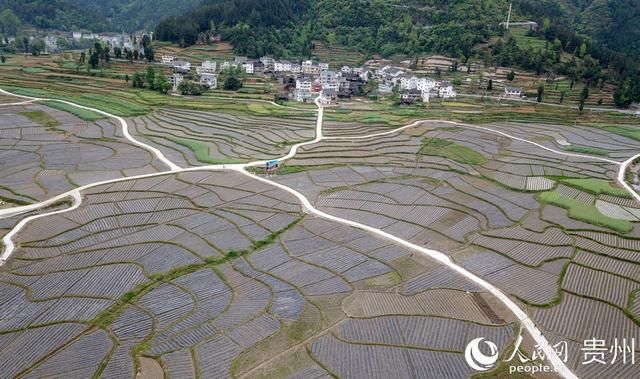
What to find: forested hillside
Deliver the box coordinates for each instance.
[68,0,202,31]
[0,0,110,32]
[154,0,312,57]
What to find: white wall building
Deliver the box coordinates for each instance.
[291,64,302,74]
[173,60,191,73]
[162,55,175,65]
[439,81,456,99]
[200,73,217,89]
[196,60,216,75]
[417,77,436,91]
[169,73,183,91]
[243,61,254,74]
[274,60,292,72]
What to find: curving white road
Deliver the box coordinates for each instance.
[4,87,640,378]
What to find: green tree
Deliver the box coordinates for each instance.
[132,72,144,88]
[22,37,29,55]
[154,73,171,94]
[178,80,205,96]
[487,79,493,91]
[559,91,566,103]
[125,74,129,84]
[0,9,21,36]
[613,78,633,108]
[223,76,243,91]
[506,70,515,81]
[146,66,156,90]
[537,85,544,103]
[0,55,5,64]
[580,86,589,102]
[56,37,68,51]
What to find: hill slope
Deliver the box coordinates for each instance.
[0,0,110,32]
[67,0,202,31]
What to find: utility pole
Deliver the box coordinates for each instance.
[506,1,512,30]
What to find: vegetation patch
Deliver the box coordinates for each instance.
[167,136,242,164]
[20,110,59,128]
[42,101,105,121]
[559,178,631,198]
[538,191,633,233]
[420,137,487,165]
[588,124,640,141]
[565,145,609,157]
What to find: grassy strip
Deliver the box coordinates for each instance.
[565,145,609,157]
[19,110,59,127]
[42,101,105,121]
[559,178,631,198]
[420,137,487,165]
[587,123,640,141]
[538,191,632,233]
[166,136,243,164]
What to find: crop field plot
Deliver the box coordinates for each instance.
[482,122,639,161]
[0,93,24,104]
[0,103,163,203]
[130,108,316,166]
[0,169,519,378]
[271,119,640,375]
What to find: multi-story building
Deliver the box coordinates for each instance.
[200,73,217,89]
[196,60,216,75]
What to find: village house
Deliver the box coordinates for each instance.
[260,56,275,69]
[200,73,218,89]
[504,86,523,97]
[242,61,255,74]
[320,70,340,90]
[378,66,405,81]
[274,60,293,73]
[173,60,191,73]
[400,75,418,90]
[196,60,217,75]
[221,60,238,71]
[341,66,351,74]
[72,31,82,40]
[438,81,457,99]
[252,60,264,74]
[320,89,338,104]
[161,55,175,65]
[416,77,437,91]
[234,56,248,64]
[401,89,423,102]
[169,73,183,91]
[294,76,313,102]
[378,82,394,95]
[290,64,302,74]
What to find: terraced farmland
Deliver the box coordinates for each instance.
[0,103,163,203]
[1,169,521,378]
[272,119,640,376]
[130,108,316,166]
[2,87,640,378]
